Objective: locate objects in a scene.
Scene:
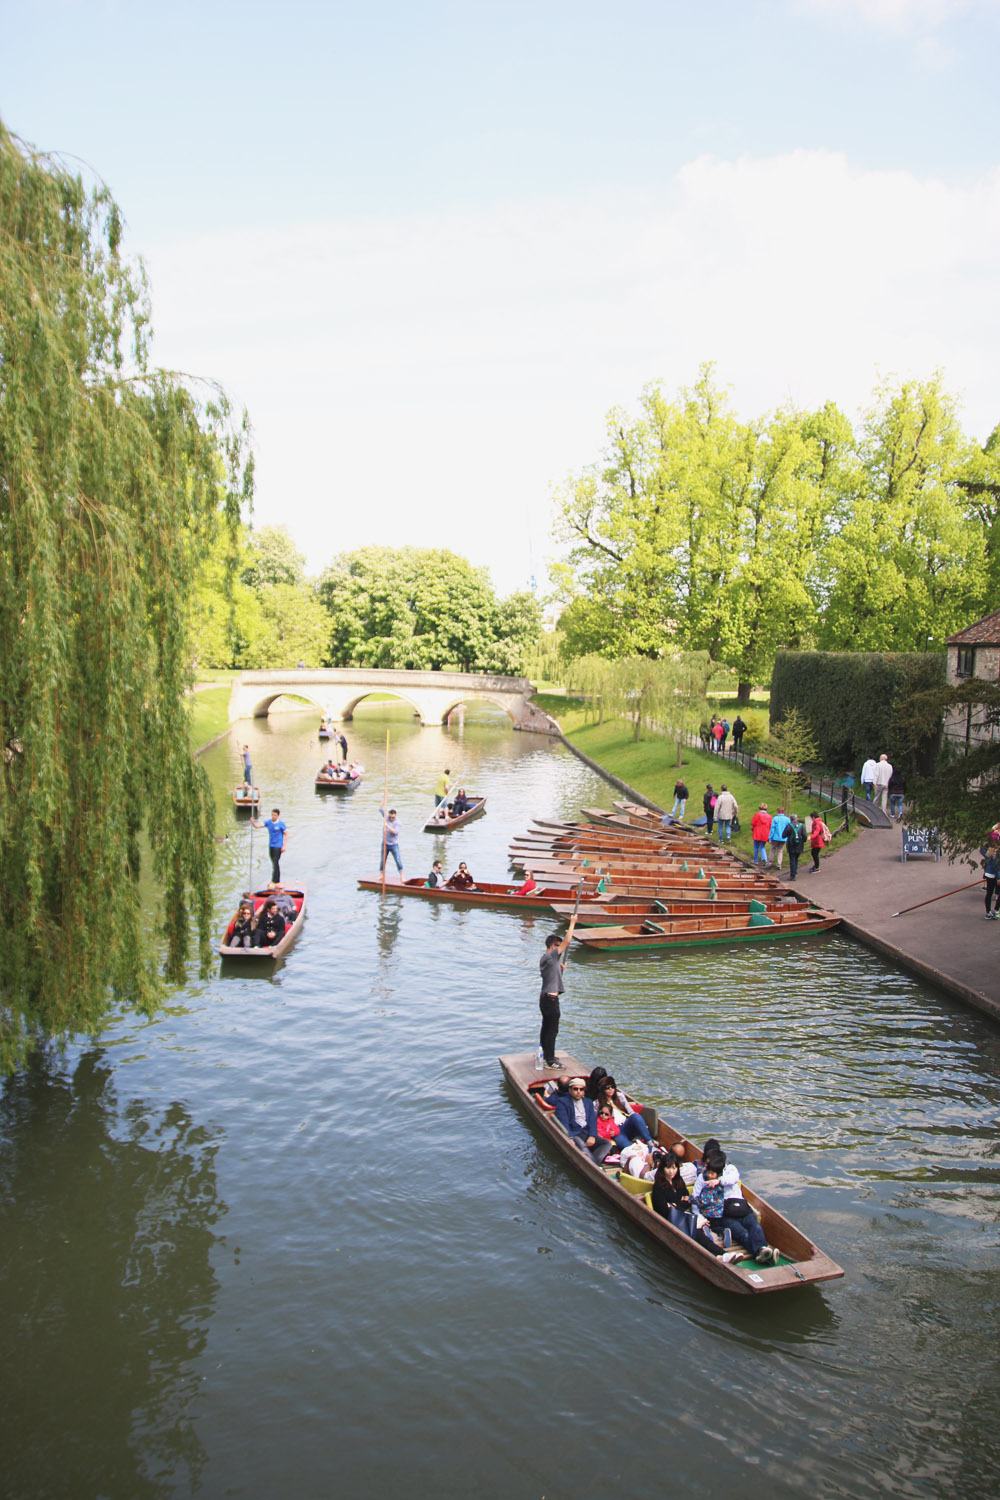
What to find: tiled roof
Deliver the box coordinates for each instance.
[947,608,1000,646]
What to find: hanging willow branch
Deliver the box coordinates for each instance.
[0,122,253,1073]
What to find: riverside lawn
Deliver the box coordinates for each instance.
[533,694,857,867]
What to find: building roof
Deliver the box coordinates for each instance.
[947,608,1000,646]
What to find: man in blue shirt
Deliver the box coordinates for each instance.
[767,806,791,871]
[252,807,288,882]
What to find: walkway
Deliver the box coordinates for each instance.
[791,822,1000,1022]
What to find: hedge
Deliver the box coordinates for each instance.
[770,650,946,772]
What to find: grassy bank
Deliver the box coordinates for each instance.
[534,694,857,865]
[189,686,234,751]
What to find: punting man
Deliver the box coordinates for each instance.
[379,803,403,878]
[251,807,288,883]
[537,911,579,1069]
[433,769,452,808]
[241,744,253,783]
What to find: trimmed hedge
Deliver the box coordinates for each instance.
[770,650,945,771]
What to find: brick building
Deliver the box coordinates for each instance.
[944,609,1000,751]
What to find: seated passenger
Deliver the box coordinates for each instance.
[426,860,445,888]
[229,903,255,948]
[595,1076,653,1148]
[553,1077,613,1162]
[584,1066,609,1100]
[451,789,471,816]
[239,780,252,796]
[515,870,538,896]
[650,1159,733,1258]
[693,1150,776,1265]
[595,1103,619,1142]
[619,1139,656,1180]
[267,884,298,920]
[318,760,337,779]
[348,761,363,778]
[446,862,475,890]
[252,900,286,949]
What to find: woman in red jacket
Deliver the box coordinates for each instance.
[750,804,772,865]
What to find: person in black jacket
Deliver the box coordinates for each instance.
[650,1159,729,1255]
[731,715,747,753]
[703,784,716,836]
[252,900,286,948]
[785,814,806,880]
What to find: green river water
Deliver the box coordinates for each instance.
[2,705,999,1499]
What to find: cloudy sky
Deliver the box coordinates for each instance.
[3,0,998,594]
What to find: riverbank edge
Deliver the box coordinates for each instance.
[559,728,1000,1026]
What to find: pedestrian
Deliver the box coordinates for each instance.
[241,743,253,783]
[379,803,403,878]
[807,810,831,872]
[888,768,906,821]
[251,806,288,883]
[750,804,772,865]
[785,813,805,880]
[699,720,711,751]
[874,754,893,814]
[711,718,724,755]
[981,831,1000,919]
[538,911,579,1068]
[731,715,746,754]
[670,778,689,821]
[703,784,716,836]
[720,718,731,754]
[714,785,738,844]
[768,806,791,870]
[860,755,877,802]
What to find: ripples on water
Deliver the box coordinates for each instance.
[2,705,999,1498]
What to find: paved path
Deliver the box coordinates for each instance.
[788,821,999,1023]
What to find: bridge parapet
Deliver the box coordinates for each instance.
[227,667,555,731]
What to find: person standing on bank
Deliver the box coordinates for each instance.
[251,807,287,883]
[703,784,716,836]
[731,715,746,754]
[785,813,806,881]
[670,778,689,821]
[538,914,579,1068]
[860,755,877,802]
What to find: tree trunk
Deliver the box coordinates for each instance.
[737,681,752,704]
[676,738,683,768]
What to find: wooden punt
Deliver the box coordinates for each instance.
[232,785,261,810]
[315,772,361,791]
[499,1050,844,1295]
[572,909,840,950]
[219,885,306,959]
[318,724,334,739]
[356,875,574,912]
[521,862,782,892]
[550,895,816,925]
[424,795,486,832]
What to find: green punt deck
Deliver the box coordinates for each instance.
[572,910,840,950]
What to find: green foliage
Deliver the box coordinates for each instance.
[770,650,945,771]
[241,524,306,590]
[739,709,768,752]
[318,547,540,673]
[242,582,331,669]
[894,679,1000,862]
[757,708,818,810]
[0,123,252,1073]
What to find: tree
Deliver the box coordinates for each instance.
[240,524,306,590]
[241,582,331,669]
[482,590,542,675]
[188,524,266,670]
[659,651,714,767]
[0,124,252,1073]
[757,709,818,813]
[894,679,1000,862]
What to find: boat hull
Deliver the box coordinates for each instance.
[357,876,566,911]
[424,796,487,832]
[219,885,306,959]
[499,1051,843,1295]
[315,774,361,791]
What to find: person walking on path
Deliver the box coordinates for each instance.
[785,813,805,880]
[731,715,746,754]
[714,786,738,844]
[720,718,731,755]
[888,769,906,821]
[712,718,724,755]
[751,804,772,865]
[538,913,579,1068]
[981,831,1000,919]
[768,807,791,870]
[703,784,716,836]
[251,807,288,883]
[670,778,689,821]
[860,756,877,802]
[874,754,893,814]
[807,811,831,873]
[379,804,403,879]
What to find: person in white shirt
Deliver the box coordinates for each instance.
[860,756,877,802]
[873,754,893,813]
[713,786,738,844]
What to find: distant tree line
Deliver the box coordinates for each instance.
[552,365,1000,701]
[190,534,542,676]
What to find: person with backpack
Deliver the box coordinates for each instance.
[785,814,806,880]
[807,810,832,872]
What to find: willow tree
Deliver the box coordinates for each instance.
[0,124,253,1073]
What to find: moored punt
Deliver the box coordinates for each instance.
[219,885,307,959]
[521,861,781,892]
[315,772,361,791]
[424,795,486,832]
[550,895,817,925]
[572,909,840,950]
[356,875,573,912]
[232,785,261,810]
[499,1050,844,1295]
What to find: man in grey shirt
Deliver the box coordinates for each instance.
[538,917,578,1067]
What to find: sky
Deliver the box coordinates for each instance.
[3,0,999,596]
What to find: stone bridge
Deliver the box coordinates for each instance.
[227,668,558,732]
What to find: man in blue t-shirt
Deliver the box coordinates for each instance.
[767,806,791,871]
[252,806,288,882]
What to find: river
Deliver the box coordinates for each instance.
[2,705,999,1499]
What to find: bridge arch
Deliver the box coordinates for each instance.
[339,690,421,721]
[438,694,521,725]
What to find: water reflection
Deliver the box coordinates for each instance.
[0,1050,224,1498]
